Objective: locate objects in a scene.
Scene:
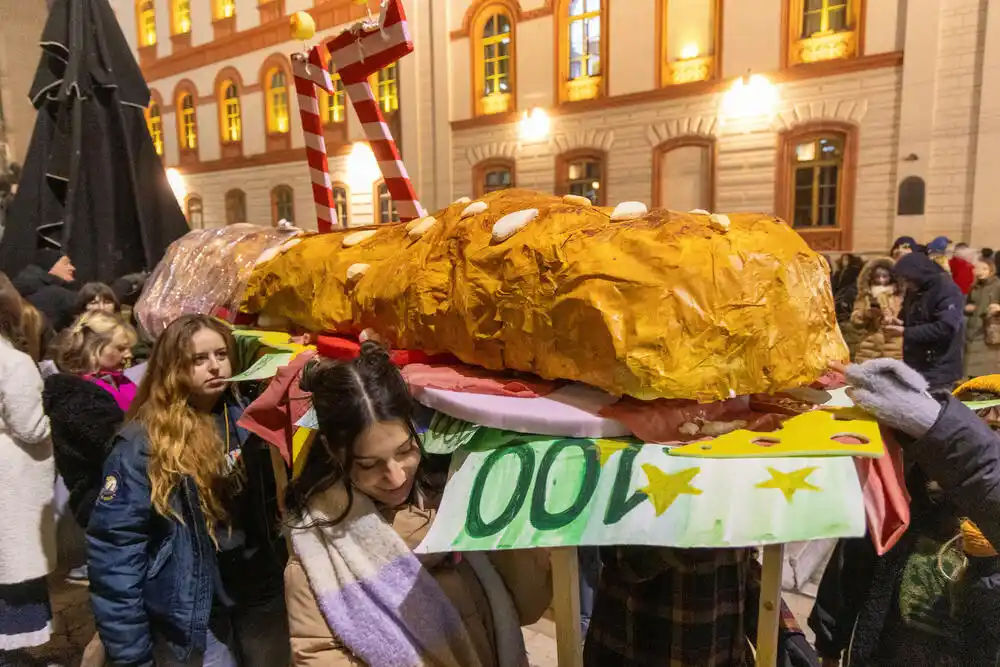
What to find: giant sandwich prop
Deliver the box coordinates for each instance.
[137,0,907,556]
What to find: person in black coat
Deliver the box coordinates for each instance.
[892,251,966,390]
[43,373,124,529]
[810,359,1000,666]
[13,248,78,332]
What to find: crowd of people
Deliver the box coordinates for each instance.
[830,236,1000,387]
[0,235,999,667]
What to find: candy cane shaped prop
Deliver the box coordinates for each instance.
[328,0,425,222]
[292,44,339,232]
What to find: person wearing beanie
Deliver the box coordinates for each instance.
[12,247,78,333]
[925,236,953,275]
[890,236,918,261]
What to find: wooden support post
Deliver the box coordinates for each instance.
[550,547,583,667]
[755,543,786,667]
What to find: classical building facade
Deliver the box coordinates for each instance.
[0,0,50,173]
[112,0,1000,251]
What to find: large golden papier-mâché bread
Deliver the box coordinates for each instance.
[241,189,847,401]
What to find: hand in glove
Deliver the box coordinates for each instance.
[830,358,943,438]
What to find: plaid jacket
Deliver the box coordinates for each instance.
[584,547,752,667]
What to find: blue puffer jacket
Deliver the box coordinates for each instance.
[895,252,966,389]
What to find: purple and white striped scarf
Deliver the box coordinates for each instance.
[289,484,492,667]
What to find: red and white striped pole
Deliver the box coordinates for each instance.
[291,0,425,229]
[327,0,425,221]
[292,44,339,231]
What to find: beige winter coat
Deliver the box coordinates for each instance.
[850,258,904,363]
[285,499,552,667]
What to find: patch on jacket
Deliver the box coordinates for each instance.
[99,473,120,503]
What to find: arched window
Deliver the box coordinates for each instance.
[653,138,715,211]
[266,68,290,134]
[785,0,861,66]
[557,150,605,206]
[776,122,858,250]
[136,0,157,46]
[558,0,606,102]
[320,75,346,125]
[376,64,399,114]
[185,195,203,228]
[219,80,241,143]
[473,159,515,197]
[271,185,295,225]
[146,102,163,156]
[171,0,191,34]
[215,0,235,20]
[177,91,197,151]
[472,7,515,116]
[333,184,349,227]
[375,182,399,224]
[225,189,247,225]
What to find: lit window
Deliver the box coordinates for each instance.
[568,0,601,80]
[185,195,203,228]
[376,64,399,114]
[225,189,246,225]
[216,0,235,19]
[267,68,290,134]
[137,0,157,46]
[321,75,346,125]
[566,158,602,205]
[220,81,241,143]
[333,186,349,226]
[791,135,843,228]
[179,93,197,150]
[173,0,191,34]
[788,0,859,65]
[147,102,163,156]
[272,185,294,224]
[802,0,849,37]
[376,182,399,223]
[482,14,512,97]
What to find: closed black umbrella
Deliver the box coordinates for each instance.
[0,0,189,285]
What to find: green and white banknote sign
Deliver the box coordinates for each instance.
[417,435,866,553]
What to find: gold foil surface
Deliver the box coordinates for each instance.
[242,189,848,401]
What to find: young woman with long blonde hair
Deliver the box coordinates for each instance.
[87,314,289,667]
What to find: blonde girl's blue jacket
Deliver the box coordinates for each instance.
[86,396,262,667]
[87,420,221,667]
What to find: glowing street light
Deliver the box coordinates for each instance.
[519,107,551,143]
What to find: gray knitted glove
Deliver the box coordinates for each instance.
[844,358,943,438]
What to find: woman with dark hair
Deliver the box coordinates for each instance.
[87,314,288,666]
[284,343,550,667]
[0,272,56,660]
[74,282,119,317]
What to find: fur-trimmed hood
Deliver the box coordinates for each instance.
[856,257,898,293]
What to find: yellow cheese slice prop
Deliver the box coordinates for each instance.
[668,408,884,459]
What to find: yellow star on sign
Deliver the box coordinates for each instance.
[756,467,821,503]
[593,439,631,466]
[639,464,703,516]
